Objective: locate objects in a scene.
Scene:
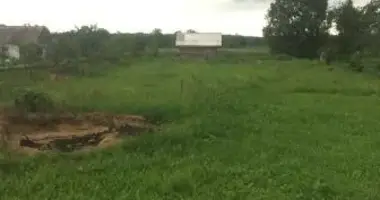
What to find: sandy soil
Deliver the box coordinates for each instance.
[0,111,154,155]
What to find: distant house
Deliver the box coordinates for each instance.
[175,32,222,58]
[1,44,20,60]
[0,25,50,61]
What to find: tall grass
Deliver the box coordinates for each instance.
[1,54,380,199]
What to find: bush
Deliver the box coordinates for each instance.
[349,52,364,72]
[274,54,293,61]
[376,63,380,72]
[28,60,55,68]
[14,90,55,113]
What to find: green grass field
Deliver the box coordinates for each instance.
[1,54,380,199]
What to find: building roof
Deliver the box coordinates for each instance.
[0,25,45,46]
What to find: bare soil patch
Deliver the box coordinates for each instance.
[0,110,154,154]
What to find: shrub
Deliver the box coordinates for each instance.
[14,90,55,113]
[349,51,364,72]
[376,63,380,72]
[274,54,293,61]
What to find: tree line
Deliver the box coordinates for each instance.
[36,27,264,65]
[20,0,380,70]
[264,0,380,64]
[3,26,264,67]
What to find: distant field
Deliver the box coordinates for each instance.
[1,54,380,199]
[159,46,269,53]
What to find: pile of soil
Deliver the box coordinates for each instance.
[0,111,154,154]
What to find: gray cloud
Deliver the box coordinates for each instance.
[230,0,366,3]
[230,0,269,2]
[216,0,270,12]
[231,0,270,2]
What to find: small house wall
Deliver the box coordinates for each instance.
[175,33,222,47]
[175,32,222,58]
[178,46,218,59]
[4,44,20,60]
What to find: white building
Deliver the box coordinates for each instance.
[2,44,20,60]
[0,25,49,62]
[175,32,222,58]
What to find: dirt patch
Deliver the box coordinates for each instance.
[49,73,70,81]
[0,111,154,154]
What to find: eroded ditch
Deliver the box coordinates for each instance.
[0,111,155,154]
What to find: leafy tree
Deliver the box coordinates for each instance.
[47,32,81,65]
[37,26,52,46]
[149,28,162,56]
[46,25,111,65]
[130,33,148,56]
[329,0,363,56]
[360,0,380,55]
[223,35,264,48]
[328,0,380,57]
[74,25,110,59]
[102,33,132,61]
[263,0,330,58]
[324,0,380,71]
[20,43,43,63]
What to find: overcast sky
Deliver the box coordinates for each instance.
[0,0,371,36]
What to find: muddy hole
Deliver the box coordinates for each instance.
[0,111,154,154]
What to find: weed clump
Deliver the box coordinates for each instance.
[274,54,293,61]
[14,90,55,113]
[349,51,364,72]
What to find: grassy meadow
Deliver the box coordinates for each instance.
[1,53,380,199]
